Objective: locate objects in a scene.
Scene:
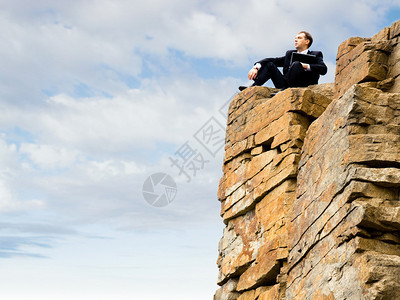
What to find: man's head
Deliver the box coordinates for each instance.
[295,31,313,51]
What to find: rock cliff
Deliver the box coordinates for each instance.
[215,20,400,300]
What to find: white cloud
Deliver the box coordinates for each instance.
[0,180,17,212]
[1,74,236,158]
[0,137,45,212]
[0,139,19,212]
[87,160,145,178]
[19,143,81,169]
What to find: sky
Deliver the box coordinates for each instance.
[0,1,399,299]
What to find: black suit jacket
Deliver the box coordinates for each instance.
[256,50,327,86]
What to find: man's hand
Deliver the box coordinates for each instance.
[248,67,258,80]
[301,63,310,71]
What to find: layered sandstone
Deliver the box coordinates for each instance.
[335,19,400,98]
[216,20,400,300]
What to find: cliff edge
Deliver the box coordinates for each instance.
[215,20,400,300]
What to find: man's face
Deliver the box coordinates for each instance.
[295,33,309,51]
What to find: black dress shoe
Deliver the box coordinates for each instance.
[238,86,248,91]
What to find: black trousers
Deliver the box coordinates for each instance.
[253,61,312,89]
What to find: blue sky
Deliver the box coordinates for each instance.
[0,1,399,299]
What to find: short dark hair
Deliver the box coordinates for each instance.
[299,31,313,48]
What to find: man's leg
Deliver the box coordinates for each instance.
[253,62,287,89]
[285,61,309,87]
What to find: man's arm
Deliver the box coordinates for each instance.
[256,55,286,68]
[309,51,327,75]
[247,54,286,80]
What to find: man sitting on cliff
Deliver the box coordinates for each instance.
[239,31,327,92]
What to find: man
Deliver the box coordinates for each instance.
[239,31,327,91]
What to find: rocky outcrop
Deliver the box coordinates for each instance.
[335,20,400,98]
[286,84,400,300]
[216,20,400,300]
[215,85,333,300]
